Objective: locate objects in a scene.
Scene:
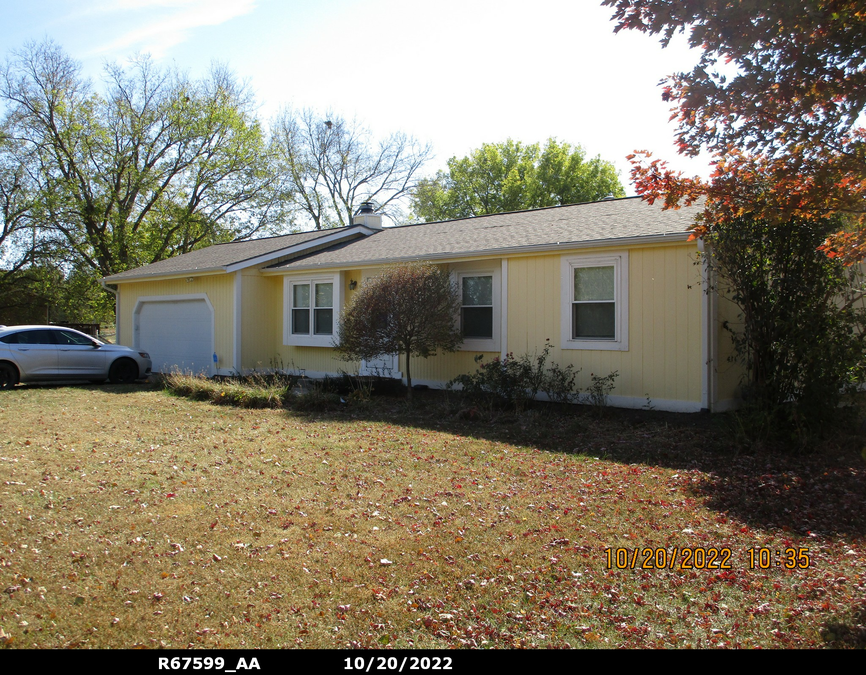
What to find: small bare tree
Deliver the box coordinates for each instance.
[336,262,462,400]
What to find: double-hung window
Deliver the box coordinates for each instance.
[456,267,500,351]
[284,276,340,346]
[560,253,628,350]
[461,275,494,340]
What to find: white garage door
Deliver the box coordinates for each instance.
[135,299,213,375]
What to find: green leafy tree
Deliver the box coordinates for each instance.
[0,133,41,293]
[336,262,462,400]
[411,138,625,221]
[270,109,432,230]
[1,40,280,281]
[710,213,865,438]
[0,264,114,326]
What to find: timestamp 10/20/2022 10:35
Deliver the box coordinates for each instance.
[605,547,812,570]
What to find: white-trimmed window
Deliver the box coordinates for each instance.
[560,253,628,351]
[456,267,500,351]
[284,276,341,347]
[461,275,493,339]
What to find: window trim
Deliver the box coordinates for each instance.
[560,252,628,351]
[455,267,500,352]
[283,275,341,347]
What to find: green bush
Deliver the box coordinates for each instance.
[585,371,619,411]
[543,361,582,404]
[448,341,581,410]
[709,214,866,441]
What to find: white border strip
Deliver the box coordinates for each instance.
[500,259,508,359]
[224,226,374,273]
[104,226,376,284]
[409,378,704,413]
[233,272,242,374]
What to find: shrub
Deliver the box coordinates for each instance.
[585,371,619,411]
[543,361,582,404]
[448,341,581,411]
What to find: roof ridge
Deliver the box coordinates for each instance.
[212,225,354,247]
[389,196,643,230]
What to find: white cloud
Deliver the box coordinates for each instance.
[81,0,258,58]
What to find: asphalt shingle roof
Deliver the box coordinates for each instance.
[103,198,701,282]
[103,228,346,282]
[270,197,700,271]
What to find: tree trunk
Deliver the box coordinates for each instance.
[404,350,412,401]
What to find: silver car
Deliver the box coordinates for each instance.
[0,325,152,389]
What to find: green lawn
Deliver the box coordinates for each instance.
[0,383,864,648]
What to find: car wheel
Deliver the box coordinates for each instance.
[0,362,19,389]
[109,358,138,384]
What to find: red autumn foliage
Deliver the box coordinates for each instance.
[605,0,866,261]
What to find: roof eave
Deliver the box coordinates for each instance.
[102,225,379,283]
[103,266,230,284]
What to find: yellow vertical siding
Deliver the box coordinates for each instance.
[240,271,281,371]
[265,246,705,406]
[506,243,704,405]
[408,350,499,384]
[116,274,235,367]
[268,265,499,381]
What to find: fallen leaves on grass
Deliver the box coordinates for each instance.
[0,386,863,648]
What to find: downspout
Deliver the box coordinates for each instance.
[100,279,119,344]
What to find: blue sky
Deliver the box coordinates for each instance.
[0,0,714,193]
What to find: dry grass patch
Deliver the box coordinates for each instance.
[0,383,864,649]
[162,372,299,409]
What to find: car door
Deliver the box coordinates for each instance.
[6,329,59,379]
[54,329,107,377]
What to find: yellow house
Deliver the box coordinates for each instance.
[103,197,740,412]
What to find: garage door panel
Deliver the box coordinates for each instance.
[136,299,213,375]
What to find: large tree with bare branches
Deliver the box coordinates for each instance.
[270,108,432,230]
